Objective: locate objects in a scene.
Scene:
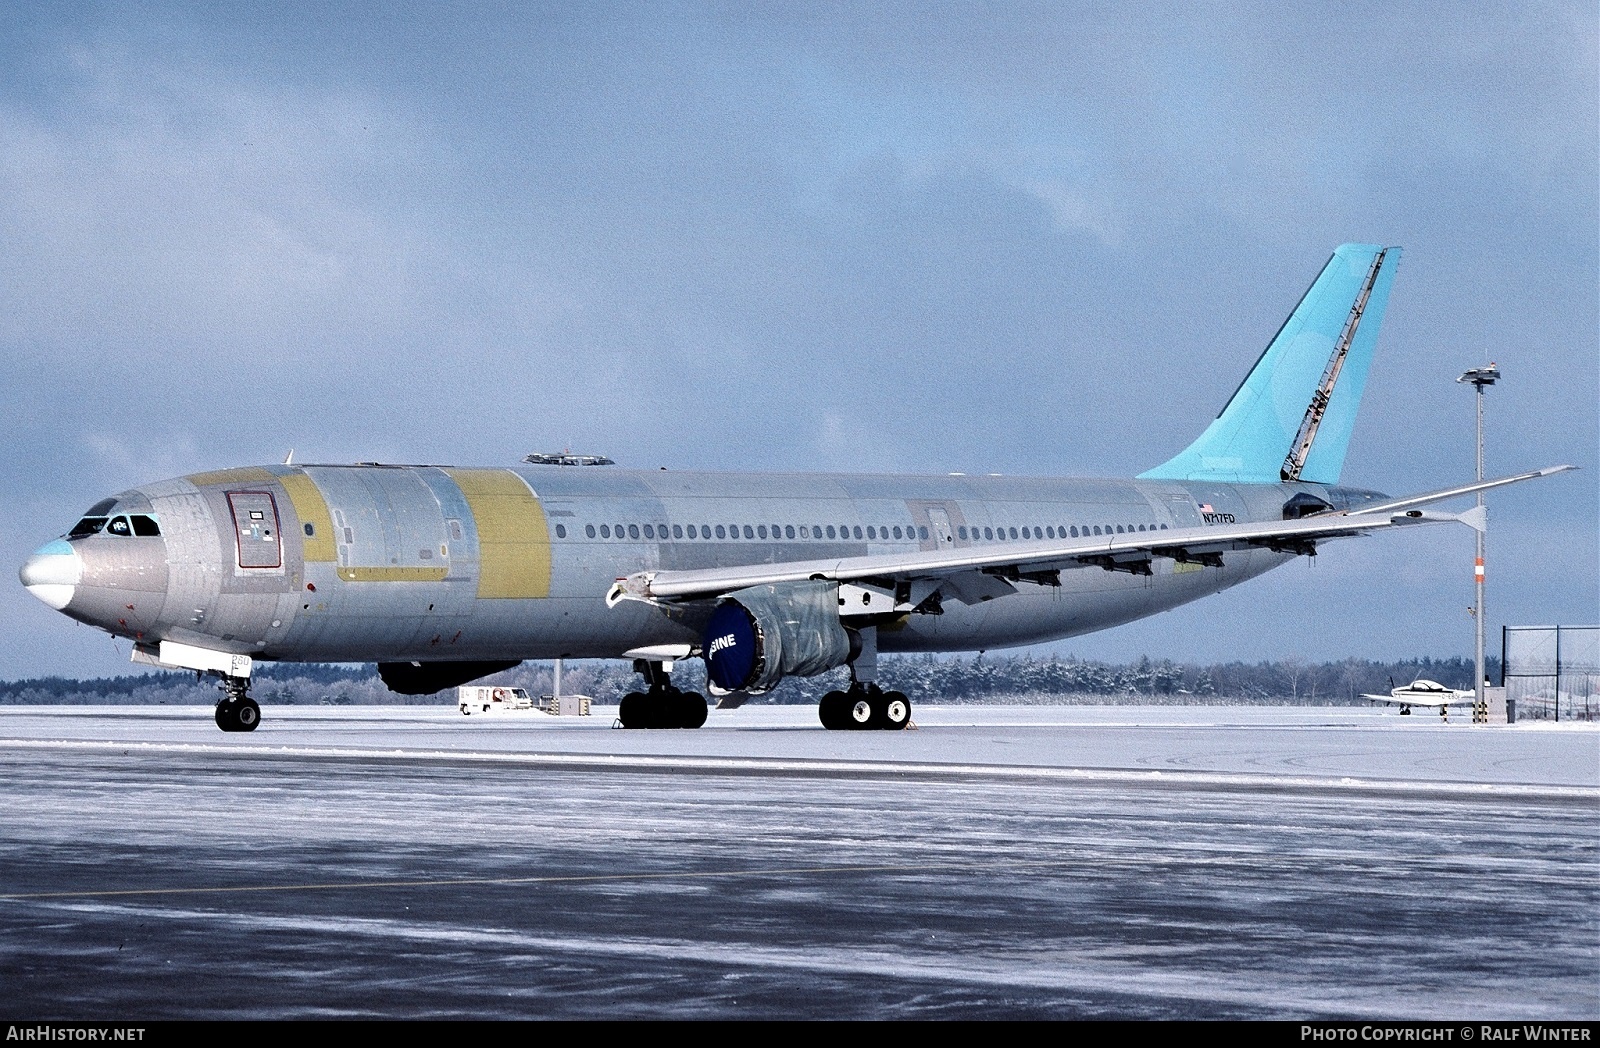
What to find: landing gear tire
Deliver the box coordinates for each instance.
[678,692,708,729]
[621,688,706,729]
[619,691,649,729]
[880,691,911,730]
[234,698,261,732]
[213,696,260,733]
[818,690,850,730]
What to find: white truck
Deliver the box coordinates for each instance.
[457,682,591,717]
[458,685,536,714]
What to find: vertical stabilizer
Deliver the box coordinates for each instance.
[1139,244,1401,485]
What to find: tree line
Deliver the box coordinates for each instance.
[0,653,1497,707]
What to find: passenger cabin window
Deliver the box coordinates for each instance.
[600,525,611,538]
[586,524,597,538]
[555,524,567,538]
[785,525,795,539]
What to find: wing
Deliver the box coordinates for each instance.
[609,465,1573,607]
[1362,693,1477,708]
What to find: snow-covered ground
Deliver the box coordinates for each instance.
[2,702,1593,790]
[2,703,1594,1019]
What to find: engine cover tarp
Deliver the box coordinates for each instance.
[704,580,850,693]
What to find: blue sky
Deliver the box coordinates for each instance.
[2,2,1595,680]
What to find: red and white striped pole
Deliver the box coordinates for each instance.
[1459,364,1499,723]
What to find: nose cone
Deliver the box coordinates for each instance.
[19,540,82,610]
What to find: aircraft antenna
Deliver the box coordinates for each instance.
[1280,249,1388,481]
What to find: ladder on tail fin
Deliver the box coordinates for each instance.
[1280,248,1389,481]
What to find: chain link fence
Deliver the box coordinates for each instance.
[1503,625,1599,722]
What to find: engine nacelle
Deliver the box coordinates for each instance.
[702,580,852,694]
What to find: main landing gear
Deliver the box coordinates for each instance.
[818,624,911,730]
[618,659,708,729]
[818,684,911,731]
[213,676,260,733]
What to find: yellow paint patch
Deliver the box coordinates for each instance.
[445,468,550,599]
[1173,561,1205,574]
[186,467,275,488]
[278,471,336,562]
[337,566,450,583]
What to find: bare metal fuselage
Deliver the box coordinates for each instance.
[52,463,1382,668]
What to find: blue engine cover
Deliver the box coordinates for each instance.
[704,601,760,692]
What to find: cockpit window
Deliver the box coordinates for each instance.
[106,516,133,536]
[131,515,161,536]
[67,517,108,538]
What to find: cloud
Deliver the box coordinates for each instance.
[0,3,1593,680]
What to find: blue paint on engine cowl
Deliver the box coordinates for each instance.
[704,601,759,692]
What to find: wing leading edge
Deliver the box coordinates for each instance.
[607,466,1573,608]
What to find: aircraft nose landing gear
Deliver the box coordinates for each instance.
[214,676,260,733]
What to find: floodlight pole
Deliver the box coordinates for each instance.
[1458,363,1499,723]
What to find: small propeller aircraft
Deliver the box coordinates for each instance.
[1363,679,1478,717]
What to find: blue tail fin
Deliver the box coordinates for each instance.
[1139,243,1401,485]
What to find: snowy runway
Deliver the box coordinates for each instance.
[1,705,1595,1019]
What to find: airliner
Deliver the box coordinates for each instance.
[18,244,1571,732]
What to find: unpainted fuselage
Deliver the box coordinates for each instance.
[42,463,1386,668]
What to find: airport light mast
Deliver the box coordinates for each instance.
[1458,362,1499,723]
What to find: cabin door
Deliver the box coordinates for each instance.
[227,491,283,569]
